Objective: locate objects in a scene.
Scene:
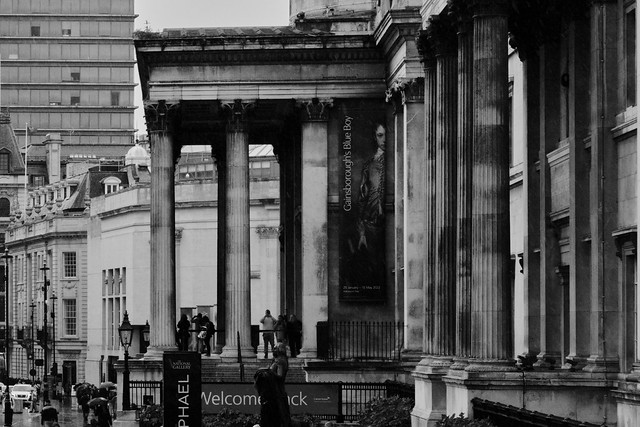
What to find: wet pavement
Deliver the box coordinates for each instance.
[2,397,85,427]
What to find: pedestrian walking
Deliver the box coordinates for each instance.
[260,309,276,359]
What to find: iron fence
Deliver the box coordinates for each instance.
[129,380,163,409]
[317,321,404,361]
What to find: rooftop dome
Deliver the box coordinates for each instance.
[125,144,150,167]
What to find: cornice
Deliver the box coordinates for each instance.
[139,47,383,66]
[5,105,136,112]
[5,230,87,248]
[373,7,422,58]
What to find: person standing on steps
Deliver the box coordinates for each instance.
[287,314,302,358]
[260,309,276,359]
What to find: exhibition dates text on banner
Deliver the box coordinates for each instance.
[201,383,340,415]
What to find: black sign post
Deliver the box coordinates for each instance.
[163,352,201,427]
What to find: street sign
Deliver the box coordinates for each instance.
[30,368,36,377]
[35,358,44,366]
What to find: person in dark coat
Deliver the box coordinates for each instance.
[201,315,216,356]
[253,368,290,427]
[176,313,191,351]
[286,314,302,357]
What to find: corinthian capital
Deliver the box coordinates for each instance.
[298,98,333,122]
[425,15,458,57]
[470,0,509,17]
[144,100,180,133]
[221,99,256,132]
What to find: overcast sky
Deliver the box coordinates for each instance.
[133,0,291,135]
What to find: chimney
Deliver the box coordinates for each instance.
[44,133,62,184]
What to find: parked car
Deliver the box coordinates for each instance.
[10,384,35,413]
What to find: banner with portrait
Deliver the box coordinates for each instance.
[338,101,387,301]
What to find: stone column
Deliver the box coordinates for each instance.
[145,100,179,356]
[298,98,332,359]
[431,15,458,364]
[468,0,513,366]
[453,3,473,367]
[220,100,255,360]
[585,0,619,373]
[212,142,227,355]
[536,42,563,369]
[411,28,444,427]
[401,78,426,358]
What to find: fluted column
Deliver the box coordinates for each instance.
[469,0,513,367]
[418,34,437,358]
[431,15,458,363]
[298,98,332,359]
[220,100,255,360]
[451,1,473,368]
[212,142,227,355]
[145,100,179,356]
[585,0,619,373]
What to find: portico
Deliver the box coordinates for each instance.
[135,26,388,359]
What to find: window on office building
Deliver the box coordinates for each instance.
[31,26,40,37]
[63,299,77,336]
[70,72,80,82]
[70,96,80,106]
[62,28,71,36]
[63,252,77,278]
[111,92,120,106]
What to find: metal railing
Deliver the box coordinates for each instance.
[317,321,404,361]
[129,380,163,409]
[472,398,600,427]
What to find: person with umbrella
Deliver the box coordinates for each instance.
[99,381,118,421]
[40,405,58,427]
[74,382,98,423]
[88,389,112,427]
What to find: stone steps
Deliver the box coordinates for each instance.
[201,357,307,383]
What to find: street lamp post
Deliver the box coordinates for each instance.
[118,311,133,411]
[143,320,150,352]
[50,293,57,399]
[40,261,50,406]
[29,303,36,383]
[2,248,12,427]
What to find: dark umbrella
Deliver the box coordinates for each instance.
[40,405,58,422]
[88,397,109,408]
[99,381,116,390]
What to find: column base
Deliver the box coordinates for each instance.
[412,356,448,427]
[219,345,257,361]
[583,355,619,373]
[464,358,517,372]
[533,351,562,370]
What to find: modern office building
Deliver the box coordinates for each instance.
[0,0,136,174]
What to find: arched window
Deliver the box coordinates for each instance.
[0,198,10,217]
[102,177,122,195]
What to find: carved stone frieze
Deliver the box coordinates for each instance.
[256,226,280,239]
[298,98,333,122]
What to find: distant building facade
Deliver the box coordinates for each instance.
[0,0,136,156]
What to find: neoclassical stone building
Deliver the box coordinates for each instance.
[135,0,640,425]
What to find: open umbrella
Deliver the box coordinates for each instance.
[88,397,108,408]
[99,381,116,390]
[40,405,58,422]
